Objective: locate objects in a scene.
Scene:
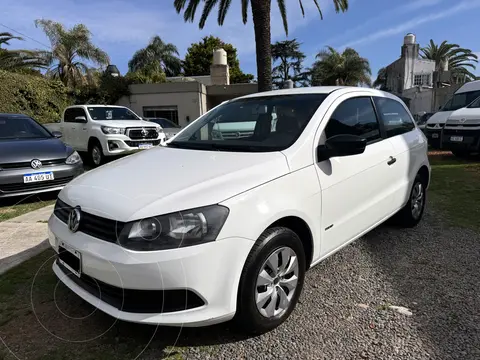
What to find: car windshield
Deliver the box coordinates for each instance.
[0,115,52,140]
[150,118,180,128]
[88,107,141,121]
[466,96,480,108]
[169,94,327,152]
[441,90,480,111]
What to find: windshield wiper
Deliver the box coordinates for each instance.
[167,141,276,152]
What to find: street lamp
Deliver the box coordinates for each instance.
[106,64,120,77]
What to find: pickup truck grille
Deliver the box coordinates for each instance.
[54,198,125,243]
[126,127,158,140]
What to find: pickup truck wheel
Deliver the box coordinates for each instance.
[89,142,104,167]
[392,174,426,228]
[235,227,306,335]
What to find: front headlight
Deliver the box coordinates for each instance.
[101,126,125,135]
[118,205,229,251]
[65,151,81,165]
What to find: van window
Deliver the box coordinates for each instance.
[466,96,480,109]
[441,90,480,111]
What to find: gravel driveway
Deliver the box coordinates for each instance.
[2,208,479,360]
[143,208,480,359]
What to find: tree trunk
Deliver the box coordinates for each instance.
[251,0,272,92]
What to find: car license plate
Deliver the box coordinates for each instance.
[58,243,81,278]
[432,133,439,138]
[138,143,153,149]
[450,136,463,142]
[23,172,54,183]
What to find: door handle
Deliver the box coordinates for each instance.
[387,156,397,165]
[82,127,87,130]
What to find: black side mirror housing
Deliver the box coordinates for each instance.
[317,134,367,162]
[51,131,62,138]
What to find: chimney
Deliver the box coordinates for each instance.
[210,48,230,85]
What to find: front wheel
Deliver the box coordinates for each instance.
[393,173,427,227]
[89,142,104,167]
[235,227,306,335]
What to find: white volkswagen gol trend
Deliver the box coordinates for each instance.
[48,87,430,334]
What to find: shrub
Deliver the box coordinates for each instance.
[0,70,71,123]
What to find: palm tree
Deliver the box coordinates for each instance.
[271,39,307,88]
[310,46,371,87]
[420,40,478,81]
[373,67,387,90]
[174,0,349,92]
[128,36,182,77]
[35,19,110,88]
[0,32,49,72]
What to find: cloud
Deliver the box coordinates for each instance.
[339,0,480,49]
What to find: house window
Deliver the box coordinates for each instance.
[414,74,430,86]
[143,106,179,124]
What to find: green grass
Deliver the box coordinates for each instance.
[428,152,480,230]
[0,194,56,222]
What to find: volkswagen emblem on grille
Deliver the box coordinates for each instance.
[68,206,81,233]
[31,159,42,169]
[459,118,467,123]
[141,128,148,137]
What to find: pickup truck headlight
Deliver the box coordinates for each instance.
[101,126,125,135]
[118,205,229,251]
[65,151,81,165]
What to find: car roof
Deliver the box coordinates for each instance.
[0,113,30,117]
[65,104,127,109]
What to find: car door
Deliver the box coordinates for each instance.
[373,96,425,210]
[314,95,399,257]
[61,108,75,147]
[74,107,89,151]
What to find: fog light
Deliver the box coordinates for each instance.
[108,141,120,150]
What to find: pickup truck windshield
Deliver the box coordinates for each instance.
[88,107,141,121]
[0,115,52,140]
[169,94,327,152]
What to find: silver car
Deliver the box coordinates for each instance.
[144,118,181,141]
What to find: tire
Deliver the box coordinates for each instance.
[89,140,104,167]
[393,173,427,228]
[235,227,306,335]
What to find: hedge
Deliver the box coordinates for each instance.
[0,70,72,124]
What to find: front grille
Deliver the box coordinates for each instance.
[221,131,254,140]
[445,124,480,128]
[127,127,158,140]
[57,261,205,313]
[0,176,73,193]
[0,159,66,170]
[54,198,125,243]
[124,140,161,147]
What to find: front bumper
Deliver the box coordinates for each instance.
[100,135,165,156]
[442,128,480,152]
[425,127,443,148]
[0,162,84,198]
[48,214,254,326]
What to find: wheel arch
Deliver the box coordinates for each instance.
[418,165,430,188]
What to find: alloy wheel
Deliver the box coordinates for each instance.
[411,182,424,219]
[92,146,101,166]
[255,246,299,318]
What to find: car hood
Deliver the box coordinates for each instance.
[94,120,161,129]
[60,146,289,222]
[0,138,71,164]
[426,111,453,125]
[163,127,180,134]
[447,107,480,123]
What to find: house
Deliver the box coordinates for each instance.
[117,49,258,127]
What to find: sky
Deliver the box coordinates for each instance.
[2,0,480,80]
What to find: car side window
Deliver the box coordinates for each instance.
[373,97,415,137]
[72,108,87,123]
[64,109,74,123]
[324,97,381,142]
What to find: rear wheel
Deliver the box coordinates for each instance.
[392,173,427,228]
[235,227,306,335]
[89,141,104,167]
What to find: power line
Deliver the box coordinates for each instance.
[0,23,51,49]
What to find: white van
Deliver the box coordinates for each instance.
[425,80,480,148]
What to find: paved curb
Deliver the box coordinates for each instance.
[0,239,49,275]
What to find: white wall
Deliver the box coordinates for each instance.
[403,87,433,114]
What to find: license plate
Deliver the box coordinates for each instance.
[138,143,153,149]
[450,136,463,142]
[58,243,81,277]
[432,133,439,138]
[23,172,54,183]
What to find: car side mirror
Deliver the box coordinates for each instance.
[317,134,367,162]
[51,131,62,138]
[75,116,87,123]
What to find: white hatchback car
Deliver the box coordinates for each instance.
[48,87,430,334]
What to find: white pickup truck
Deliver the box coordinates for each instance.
[59,105,165,167]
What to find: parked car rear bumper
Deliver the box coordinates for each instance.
[0,163,84,198]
